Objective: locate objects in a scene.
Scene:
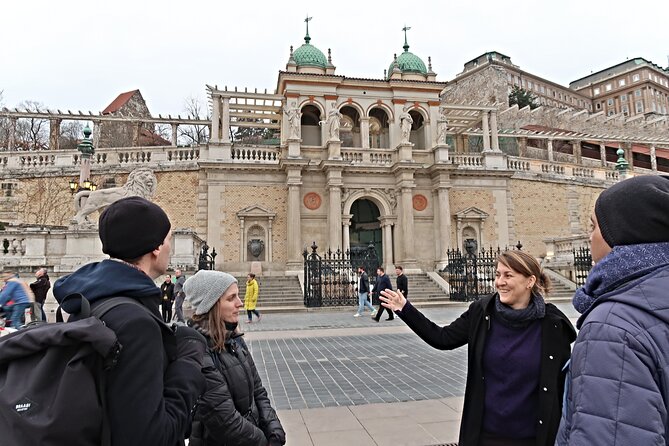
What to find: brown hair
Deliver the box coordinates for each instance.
[496,250,551,296]
[191,301,230,351]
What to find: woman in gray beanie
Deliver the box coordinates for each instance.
[557,175,669,445]
[184,270,285,446]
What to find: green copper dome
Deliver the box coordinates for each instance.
[293,40,328,68]
[387,29,427,78]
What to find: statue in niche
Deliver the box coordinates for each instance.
[399,104,413,144]
[284,102,302,140]
[436,107,449,145]
[322,104,342,141]
[464,238,478,256]
[247,239,265,260]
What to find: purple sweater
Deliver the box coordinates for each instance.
[482,315,542,438]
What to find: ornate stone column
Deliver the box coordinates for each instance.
[342,214,352,253]
[132,121,141,147]
[238,217,245,262]
[49,118,61,150]
[211,96,221,143]
[547,139,554,162]
[171,123,178,147]
[221,97,231,144]
[360,117,370,149]
[432,186,452,269]
[399,186,416,266]
[481,111,491,152]
[599,143,607,166]
[490,111,500,151]
[92,120,101,148]
[650,145,657,171]
[328,186,342,249]
[379,216,395,270]
[286,169,303,271]
[8,118,17,150]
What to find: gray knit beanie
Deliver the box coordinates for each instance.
[183,270,238,316]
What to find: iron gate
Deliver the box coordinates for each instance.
[443,246,499,301]
[572,246,592,286]
[303,242,380,307]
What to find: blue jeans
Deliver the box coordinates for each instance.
[9,302,30,329]
[357,292,375,314]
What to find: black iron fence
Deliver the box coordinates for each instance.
[572,246,592,286]
[303,242,380,307]
[442,247,499,301]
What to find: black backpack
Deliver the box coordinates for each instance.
[0,294,157,446]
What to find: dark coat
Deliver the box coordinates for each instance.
[374,274,392,295]
[358,271,370,294]
[161,281,175,302]
[398,295,575,446]
[53,260,205,446]
[396,274,408,298]
[557,265,669,445]
[190,327,285,446]
[29,274,50,304]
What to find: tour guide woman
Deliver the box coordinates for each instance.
[184,270,285,446]
[380,250,576,446]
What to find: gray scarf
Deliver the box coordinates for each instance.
[494,292,546,329]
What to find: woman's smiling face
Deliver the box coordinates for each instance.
[495,262,535,310]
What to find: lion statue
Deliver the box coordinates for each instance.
[72,167,157,225]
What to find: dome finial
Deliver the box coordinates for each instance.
[304,15,313,44]
[402,25,411,52]
[428,56,432,71]
[328,48,332,64]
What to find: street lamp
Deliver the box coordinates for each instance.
[68,124,98,193]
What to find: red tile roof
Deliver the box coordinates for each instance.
[102,90,139,114]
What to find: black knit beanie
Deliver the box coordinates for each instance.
[595,175,669,247]
[99,197,171,260]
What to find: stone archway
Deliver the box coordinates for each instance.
[349,199,382,261]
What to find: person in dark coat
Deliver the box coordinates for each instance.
[29,268,50,321]
[381,250,575,446]
[557,175,669,445]
[184,270,285,446]
[354,265,376,317]
[160,274,175,322]
[53,197,206,446]
[372,267,394,322]
[395,265,408,299]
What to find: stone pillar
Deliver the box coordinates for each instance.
[92,120,101,148]
[360,117,370,149]
[572,140,582,164]
[379,217,394,270]
[268,217,274,262]
[132,122,141,147]
[8,118,17,150]
[328,185,342,249]
[221,98,231,144]
[490,111,500,151]
[481,111,491,152]
[171,124,178,147]
[599,143,607,166]
[547,139,554,162]
[286,170,303,271]
[650,145,657,171]
[342,214,352,253]
[49,118,61,150]
[623,142,634,169]
[399,187,416,266]
[238,217,245,262]
[518,137,528,158]
[211,96,221,143]
[433,186,452,269]
[397,142,413,162]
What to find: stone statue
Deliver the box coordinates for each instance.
[399,104,413,143]
[437,107,449,145]
[322,104,342,141]
[284,103,301,140]
[73,167,157,225]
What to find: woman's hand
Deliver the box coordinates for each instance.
[380,289,407,312]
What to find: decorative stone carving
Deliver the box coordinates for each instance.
[412,194,428,211]
[323,104,342,141]
[436,106,449,145]
[247,238,265,259]
[284,102,302,140]
[73,167,157,225]
[399,104,413,144]
[303,192,322,210]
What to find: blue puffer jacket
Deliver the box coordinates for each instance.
[556,264,669,445]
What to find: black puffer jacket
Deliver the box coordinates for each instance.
[189,323,285,446]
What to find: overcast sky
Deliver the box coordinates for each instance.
[2,0,668,116]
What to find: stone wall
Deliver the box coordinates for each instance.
[153,171,198,230]
[449,188,497,249]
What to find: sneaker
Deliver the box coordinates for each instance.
[353,313,361,317]
[371,310,377,317]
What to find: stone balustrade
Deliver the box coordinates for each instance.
[452,154,484,168]
[231,146,280,163]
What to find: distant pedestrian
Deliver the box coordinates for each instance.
[557,175,669,445]
[30,268,50,321]
[174,269,186,322]
[0,272,32,328]
[184,270,285,445]
[372,267,394,322]
[381,250,575,446]
[244,273,261,323]
[354,265,376,317]
[160,274,174,323]
[395,265,408,299]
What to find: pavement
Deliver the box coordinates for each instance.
[240,301,580,446]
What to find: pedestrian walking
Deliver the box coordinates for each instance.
[0,272,32,328]
[557,175,669,445]
[372,267,394,322]
[174,269,186,322]
[30,268,50,321]
[244,273,261,323]
[184,270,285,446]
[160,274,174,323]
[354,265,376,317]
[381,250,575,446]
[395,265,408,299]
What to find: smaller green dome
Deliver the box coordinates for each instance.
[388,48,427,77]
[293,41,328,68]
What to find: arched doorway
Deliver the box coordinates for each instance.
[350,199,382,261]
[368,107,390,148]
[409,109,426,149]
[300,104,322,146]
[340,105,361,147]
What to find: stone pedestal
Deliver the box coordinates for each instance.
[397,142,414,162]
[250,261,263,276]
[482,151,506,169]
[56,228,106,273]
[287,139,302,158]
[431,144,450,163]
[207,143,232,161]
[327,140,342,160]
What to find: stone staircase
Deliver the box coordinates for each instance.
[389,273,450,305]
[544,274,576,301]
[237,276,304,310]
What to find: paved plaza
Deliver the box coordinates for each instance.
[242,302,579,446]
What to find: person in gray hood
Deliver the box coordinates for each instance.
[557,175,669,445]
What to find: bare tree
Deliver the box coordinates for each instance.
[15,100,48,150]
[178,96,209,145]
[21,176,73,226]
[59,120,86,150]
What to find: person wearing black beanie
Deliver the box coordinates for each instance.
[558,175,669,445]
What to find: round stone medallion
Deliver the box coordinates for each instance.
[412,194,428,211]
[303,192,322,210]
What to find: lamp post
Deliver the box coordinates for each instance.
[68,124,97,193]
[615,147,629,180]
